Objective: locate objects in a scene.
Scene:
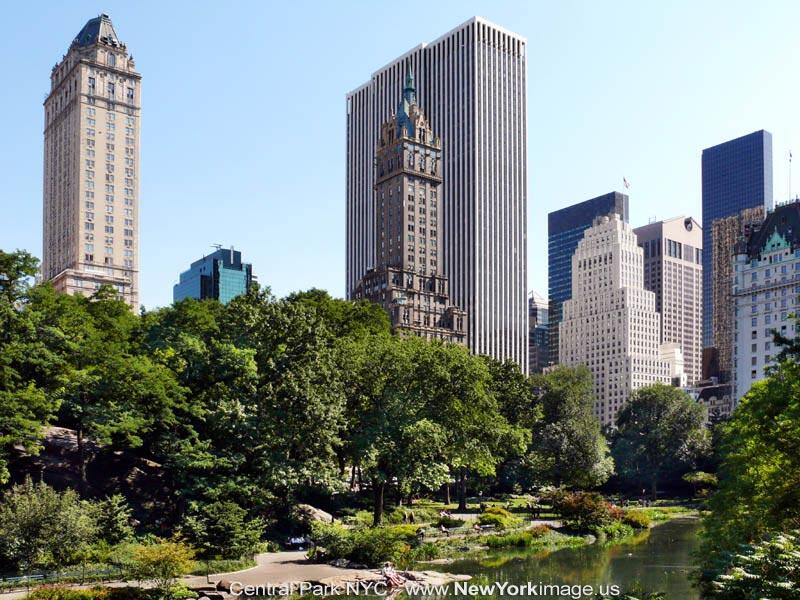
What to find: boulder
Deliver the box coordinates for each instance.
[293,503,334,525]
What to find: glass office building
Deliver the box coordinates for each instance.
[173,248,253,304]
[547,192,629,364]
[702,130,773,348]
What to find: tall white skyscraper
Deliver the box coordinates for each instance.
[346,17,528,370]
[560,214,673,426]
[43,14,140,309]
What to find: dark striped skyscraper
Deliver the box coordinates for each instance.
[702,130,773,349]
[547,192,629,365]
[346,17,528,370]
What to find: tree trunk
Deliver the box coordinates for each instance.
[373,481,385,526]
[457,468,468,511]
[651,476,658,502]
[349,465,357,491]
[443,481,451,505]
[77,426,87,494]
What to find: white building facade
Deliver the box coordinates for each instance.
[732,201,800,402]
[346,17,528,371]
[559,214,673,426]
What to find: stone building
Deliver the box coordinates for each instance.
[634,216,703,386]
[43,14,140,309]
[732,200,800,402]
[353,73,466,342]
[559,214,673,426]
[346,17,526,369]
[711,206,765,381]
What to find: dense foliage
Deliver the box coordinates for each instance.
[612,384,709,498]
[700,352,800,593]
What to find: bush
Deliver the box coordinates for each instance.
[478,513,512,530]
[436,516,465,528]
[482,506,512,518]
[180,501,264,560]
[622,510,652,529]
[0,479,99,572]
[384,506,439,525]
[485,525,551,548]
[708,530,800,598]
[25,587,161,600]
[556,492,611,530]
[187,557,256,575]
[309,523,420,567]
[591,521,634,540]
[407,542,441,562]
[127,540,195,594]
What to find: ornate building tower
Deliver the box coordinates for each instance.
[353,72,467,343]
[43,14,140,309]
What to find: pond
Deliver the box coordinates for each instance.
[421,517,702,599]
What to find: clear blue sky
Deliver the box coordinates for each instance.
[1,0,798,309]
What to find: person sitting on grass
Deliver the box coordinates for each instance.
[440,523,451,537]
[382,562,406,588]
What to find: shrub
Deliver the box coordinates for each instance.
[180,501,264,560]
[309,523,420,567]
[384,506,439,525]
[407,542,441,562]
[591,521,634,540]
[485,526,551,549]
[0,479,99,571]
[478,513,512,530]
[436,516,465,528]
[482,506,512,518]
[127,540,195,594]
[556,492,611,530]
[26,587,110,600]
[26,587,161,600]
[709,530,800,598]
[622,510,652,529]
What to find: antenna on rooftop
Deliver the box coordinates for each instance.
[211,243,222,251]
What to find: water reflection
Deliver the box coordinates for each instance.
[422,518,701,599]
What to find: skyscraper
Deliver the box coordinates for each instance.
[547,192,629,365]
[710,206,764,382]
[173,247,254,305]
[346,17,527,370]
[634,216,703,385]
[559,214,672,427]
[43,14,140,309]
[702,130,773,348]
[528,291,548,374]
[732,201,800,402]
[352,72,466,342]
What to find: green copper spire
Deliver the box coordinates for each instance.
[403,68,416,104]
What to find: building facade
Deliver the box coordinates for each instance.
[710,206,765,381]
[173,248,254,304]
[559,214,672,427]
[634,217,703,385]
[43,14,140,309]
[352,74,467,342]
[346,17,527,369]
[702,130,773,348]
[528,291,548,374]
[548,192,629,366]
[732,201,800,402]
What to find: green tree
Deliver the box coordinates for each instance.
[96,494,134,545]
[0,251,61,483]
[181,501,264,559]
[128,539,195,594]
[709,530,800,599]
[417,343,529,511]
[0,479,99,572]
[530,366,613,489]
[612,384,708,499]
[349,336,449,525]
[700,357,800,581]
